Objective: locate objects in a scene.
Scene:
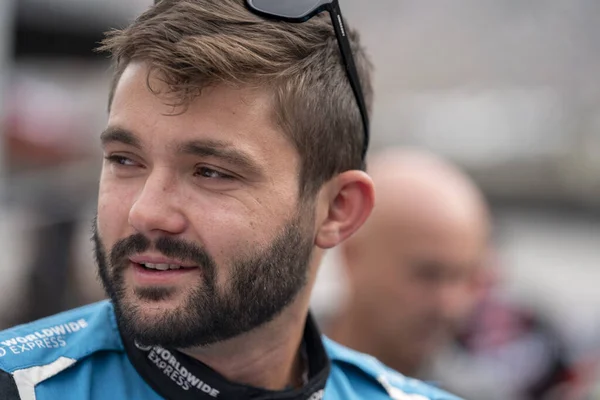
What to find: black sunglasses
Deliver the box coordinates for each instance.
[246,0,370,162]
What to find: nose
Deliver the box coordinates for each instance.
[128,171,188,236]
[436,279,471,322]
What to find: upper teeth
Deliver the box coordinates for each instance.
[144,263,181,270]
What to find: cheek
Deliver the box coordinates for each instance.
[386,279,418,315]
[97,174,138,247]
[185,195,288,264]
[193,211,249,267]
[382,269,433,317]
[448,284,478,317]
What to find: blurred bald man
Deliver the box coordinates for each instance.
[326,148,491,377]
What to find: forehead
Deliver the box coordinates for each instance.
[371,207,487,270]
[108,62,298,168]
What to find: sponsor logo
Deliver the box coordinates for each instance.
[134,341,153,352]
[337,15,346,37]
[147,346,220,398]
[378,375,430,400]
[0,319,88,357]
[307,389,324,400]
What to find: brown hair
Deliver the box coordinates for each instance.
[98,0,373,198]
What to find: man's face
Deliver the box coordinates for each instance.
[348,211,486,370]
[95,62,316,348]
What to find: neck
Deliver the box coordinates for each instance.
[180,297,310,390]
[327,302,373,355]
[327,300,421,377]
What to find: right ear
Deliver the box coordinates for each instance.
[313,170,375,250]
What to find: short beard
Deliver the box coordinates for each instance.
[93,211,314,348]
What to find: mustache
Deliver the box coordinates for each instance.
[110,233,216,270]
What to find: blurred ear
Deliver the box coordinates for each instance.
[315,170,374,249]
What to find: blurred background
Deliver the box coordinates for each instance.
[0,0,599,398]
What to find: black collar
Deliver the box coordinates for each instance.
[122,314,330,400]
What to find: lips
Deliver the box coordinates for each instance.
[140,263,197,271]
[129,261,200,286]
[129,255,198,269]
[128,256,200,285]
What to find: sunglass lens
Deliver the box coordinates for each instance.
[247,0,327,20]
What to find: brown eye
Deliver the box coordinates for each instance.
[194,166,235,180]
[105,155,138,167]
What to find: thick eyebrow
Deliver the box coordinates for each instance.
[100,128,263,176]
[100,127,142,149]
[179,140,263,177]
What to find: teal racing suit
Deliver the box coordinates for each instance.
[0,301,461,400]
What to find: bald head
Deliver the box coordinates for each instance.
[352,148,489,248]
[333,148,490,376]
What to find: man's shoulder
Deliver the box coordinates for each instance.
[0,300,123,373]
[323,337,462,400]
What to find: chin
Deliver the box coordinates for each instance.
[124,287,188,314]
[135,297,182,312]
[121,293,187,327]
